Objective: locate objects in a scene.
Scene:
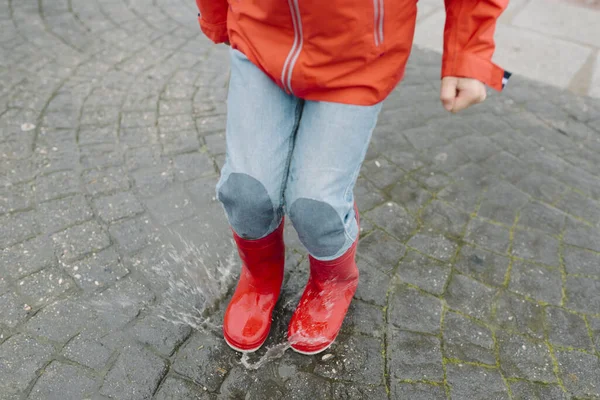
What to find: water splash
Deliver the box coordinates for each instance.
[240,341,293,370]
[152,231,237,333]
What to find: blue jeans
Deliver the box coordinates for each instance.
[217,49,382,261]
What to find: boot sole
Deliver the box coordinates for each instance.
[289,334,337,356]
[224,335,267,353]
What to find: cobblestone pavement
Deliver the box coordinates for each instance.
[2,1,600,399]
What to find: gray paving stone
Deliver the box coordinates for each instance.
[345,301,385,337]
[100,343,168,400]
[154,377,214,400]
[413,168,454,192]
[130,315,191,356]
[511,229,560,268]
[34,171,80,203]
[555,350,600,398]
[78,126,117,146]
[420,199,469,238]
[0,211,38,248]
[62,334,112,370]
[52,220,111,262]
[465,218,511,254]
[131,165,175,197]
[0,236,55,280]
[82,166,130,195]
[446,363,509,400]
[80,144,123,169]
[388,284,442,334]
[314,335,384,385]
[0,182,33,214]
[557,190,600,227]
[89,278,155,331]
[446,274,495,321]
[36,195,93,233]
[517,201,566,234]
[363,202,418,242]
[121,111,155,128]
[28,361,96,400]
[565,276,600,315]
[454,245,509,287]
[353,259,390,306]
[25,298,92,342]
[18,268,75,308]
[387,329,443,381]
[284,372,331,400]
[443,311,495,365]
[161,130,201,155]
[145,186,196,225]
[121,127,159,149]
[516,171,567,204]
[354,177,386,212]
[591,317,600,351]
[407,233,458,262]
[563,245,600,277]
[564,220,600,253]
[510,381,567,400]
[438,181,482,213]
[172,332,233,392]
[497,332,555,382]
[481,151,530,184]
[361,158,405,189]
[495,291,545,339]
[0,334,54,395]
[59,240,118,285]
[94,191,144,223]
[451,163,490,188]
[0,292,29,328]
[108,215,154,254]
[423,142,471,173]
[509,261,562,305]
[391,382,446,400]
[331,383,387,400]
[404,125,448,150]
[396,250,450,295]
[196,115,226,136]
[546,307,594,350]
[358,229,406,272]
[217,365,259,399]
[173,152,215,181]
[478,181,529,225]
[389,178,432,215]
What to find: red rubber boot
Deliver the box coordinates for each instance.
[287,208,360,355]
[223,221,285,352]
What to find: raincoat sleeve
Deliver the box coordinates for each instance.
[195,0,229,44]
[442,0,511,90]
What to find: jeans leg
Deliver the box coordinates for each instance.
[285,100,382,260]
[216,49,303,240]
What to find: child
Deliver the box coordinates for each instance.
[195,0,510,355]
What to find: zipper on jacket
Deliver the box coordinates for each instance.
[373,0,384,47]
[281,0,303,94]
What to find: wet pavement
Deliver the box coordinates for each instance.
[1,0,600,399]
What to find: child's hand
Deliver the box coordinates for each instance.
[440,77,487,113]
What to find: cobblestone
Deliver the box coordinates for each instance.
[509,261,563,305]
[443,311,495,365]
[497,332,555,382]
[28,361,96,400]
[387,328,443,381]
[100,343,168,400]
[36,195,93,233]
[0,334,54,396]
[52,221,110,262]
[1,2,600,397]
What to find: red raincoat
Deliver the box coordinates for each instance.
[196,0,509,105]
